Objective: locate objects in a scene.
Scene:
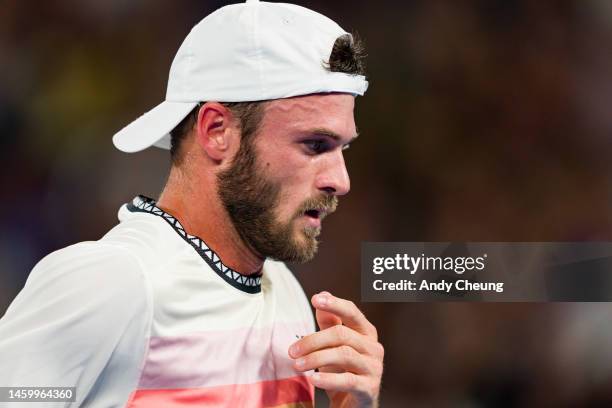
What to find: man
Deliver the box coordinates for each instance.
[0,1,383,407]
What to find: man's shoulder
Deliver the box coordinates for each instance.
[24,240,150,306]
[1,241,152,400]
[1,240,153,351]
[34,240,142,275]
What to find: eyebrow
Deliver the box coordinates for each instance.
[309,128,360,143]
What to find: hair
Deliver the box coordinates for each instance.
[169,32,367,165]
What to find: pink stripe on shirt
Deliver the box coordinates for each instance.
[138,321,311,389]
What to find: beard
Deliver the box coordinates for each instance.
[217,138,337,263]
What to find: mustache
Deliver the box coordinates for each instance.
[294,195,338,218]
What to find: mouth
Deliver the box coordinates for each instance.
[302,208,328,228]
[304,208,327,220]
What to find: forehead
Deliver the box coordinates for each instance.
[260,93,357,138]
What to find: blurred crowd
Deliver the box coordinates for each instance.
[2,1,612,406]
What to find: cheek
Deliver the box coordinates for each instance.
[263,155,316,218]
[262,147,314,187]
[274,181,310,221]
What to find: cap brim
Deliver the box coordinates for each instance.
[112,101,199,153]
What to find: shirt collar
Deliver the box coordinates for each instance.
[126,195,262,294]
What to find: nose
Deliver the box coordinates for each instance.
[316,151,351,196]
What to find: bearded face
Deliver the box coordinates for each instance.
[217,135,337,263]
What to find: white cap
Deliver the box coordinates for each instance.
[112,0,369,153]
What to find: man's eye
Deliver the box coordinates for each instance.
[303,140,329,154]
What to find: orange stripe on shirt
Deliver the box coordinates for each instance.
[126,375,314,408]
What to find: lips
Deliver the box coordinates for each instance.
[297,196,338,229]
[302,207,331,229]
[304,208,329,220]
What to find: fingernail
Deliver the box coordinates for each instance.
[290,343,300,356]
[317,294,328,306]
[296,358,305,368]
[312,372,320,381]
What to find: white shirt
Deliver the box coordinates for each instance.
[0,195,316,407]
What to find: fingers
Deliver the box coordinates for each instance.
[310,371,379,405]
[297,292,384,406]
[315,308,342,331]
[294,346,378,375]
[290,324,383,359]
[312,292,378,339]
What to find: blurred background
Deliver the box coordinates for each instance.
[2,0,612,406]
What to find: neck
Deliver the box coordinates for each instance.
[157,166,265,275]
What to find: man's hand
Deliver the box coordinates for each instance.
[289,291,384,408]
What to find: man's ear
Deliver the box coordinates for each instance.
[194,102,239,162]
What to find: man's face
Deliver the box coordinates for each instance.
[217,93,357,263]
